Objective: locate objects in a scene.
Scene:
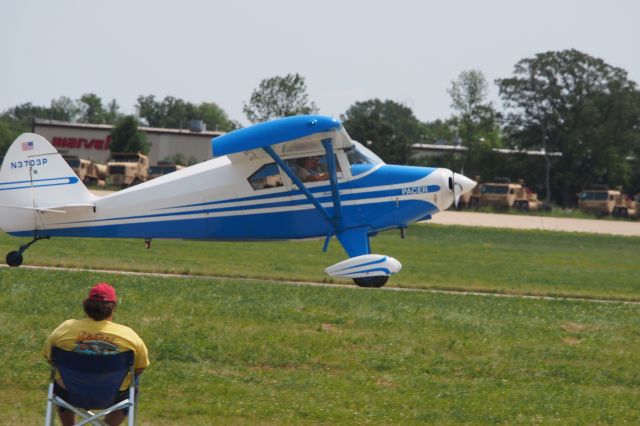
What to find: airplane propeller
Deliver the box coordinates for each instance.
[450,172,477,208]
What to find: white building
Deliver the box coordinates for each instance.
[33,119,225,165]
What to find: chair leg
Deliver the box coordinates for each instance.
[128,384,135,426]
[44,382,55,426]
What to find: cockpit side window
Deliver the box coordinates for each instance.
[285,154,341,183]
[248,163,284,190]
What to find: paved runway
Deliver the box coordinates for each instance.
[429,211,640,237]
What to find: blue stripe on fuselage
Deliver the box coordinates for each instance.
[159,165,437,210]
[50,185,440,226]
[10,199,438,240]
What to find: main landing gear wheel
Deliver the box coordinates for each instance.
[6,251,23,267]
[353,276,389,288]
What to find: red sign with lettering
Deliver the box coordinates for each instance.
[52,136,111,150]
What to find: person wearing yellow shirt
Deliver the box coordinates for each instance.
[43,282,150,426]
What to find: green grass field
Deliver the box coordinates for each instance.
[2,223,639,300]
[1,225,640,424]
[1,269,639,424]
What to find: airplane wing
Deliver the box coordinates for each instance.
[211,115,353,160]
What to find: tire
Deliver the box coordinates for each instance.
[353,276,389,288]
[6,251,23,267]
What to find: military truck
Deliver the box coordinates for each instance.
[148,161,185,180]
[63,155,107,187]
[611,191,638,218]
[473,178,539,211]
[578,185,620,216]
[91,163,108,186]
[107,153,149,188]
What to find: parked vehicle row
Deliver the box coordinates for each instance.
[456,178,639,219]
[62,153,183,188]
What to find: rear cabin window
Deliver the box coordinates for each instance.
[248,163,284,190]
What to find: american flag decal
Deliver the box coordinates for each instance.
[21,141,34,151]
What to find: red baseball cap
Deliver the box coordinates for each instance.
[87,282,117,303]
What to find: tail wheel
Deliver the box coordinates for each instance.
[6,251,23,267]
[353,276,389,288]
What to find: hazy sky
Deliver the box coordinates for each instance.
[1,0,638,126]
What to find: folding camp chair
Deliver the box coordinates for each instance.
[45,347,138,426]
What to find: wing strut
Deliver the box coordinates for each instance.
[321,138,344,231]
[263,142,345,236]
[263,146,335,230]
[264,141,374,259]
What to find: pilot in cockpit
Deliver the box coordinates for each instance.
[295,156,329,182]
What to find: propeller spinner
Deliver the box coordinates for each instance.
[449,172,477,208]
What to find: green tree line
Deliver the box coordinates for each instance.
[0,94,238,157]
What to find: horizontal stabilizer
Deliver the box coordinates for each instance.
[325,254,402,278]
[0,203,95,214]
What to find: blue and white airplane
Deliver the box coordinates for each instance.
[0,115,475,287]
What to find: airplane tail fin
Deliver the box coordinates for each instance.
[0,133,95,232]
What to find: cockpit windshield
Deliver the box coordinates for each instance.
[345,141,383,176]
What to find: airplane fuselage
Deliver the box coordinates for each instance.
[6,156,450,241]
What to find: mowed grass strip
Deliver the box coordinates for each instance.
[1,224,640,300]
[1,269,639,424]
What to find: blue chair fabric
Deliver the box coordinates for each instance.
[51,347,134,409]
